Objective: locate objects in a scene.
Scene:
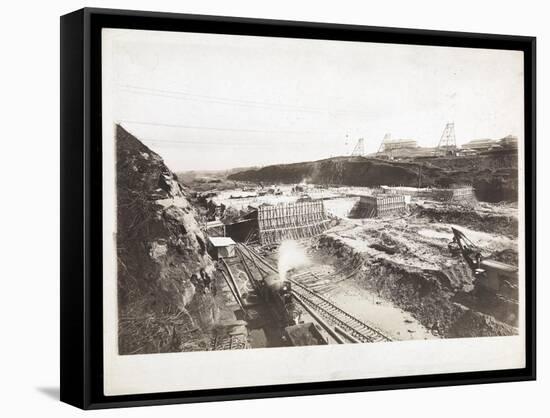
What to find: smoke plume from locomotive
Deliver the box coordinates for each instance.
[277,240,311,281]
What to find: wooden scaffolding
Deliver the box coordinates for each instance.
[257,201,330,245]
[357,194,406,218]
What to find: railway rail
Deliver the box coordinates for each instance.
[236,243,392,344]
[290,281,391,343]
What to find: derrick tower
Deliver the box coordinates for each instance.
[435,122,457,156]
[351,138,365,157]
[377,133,391,153]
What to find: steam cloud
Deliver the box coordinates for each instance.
[277,240,311,281]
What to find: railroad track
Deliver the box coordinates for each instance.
[237,243,392,344]
[290,281,391,343]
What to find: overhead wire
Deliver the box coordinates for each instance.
[118,84,375,119]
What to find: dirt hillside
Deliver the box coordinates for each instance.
[228,152,518,202]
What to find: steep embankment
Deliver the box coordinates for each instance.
[228,153,518,202]
[116,125,217,354]
[315,233,517,338]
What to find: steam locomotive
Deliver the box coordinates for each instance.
[260,273,328,347]
[260,273,295,327]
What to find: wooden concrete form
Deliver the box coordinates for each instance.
[257,200,329,245]
[427,186,475,202]
[358,194,406,218]
[449,186,475,201]
[380,185,475,202]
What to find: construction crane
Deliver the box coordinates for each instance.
[448,227,518,298]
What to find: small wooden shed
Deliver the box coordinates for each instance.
[208,236,236,259]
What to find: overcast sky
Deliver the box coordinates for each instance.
[104,29,524,172]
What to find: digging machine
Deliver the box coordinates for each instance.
[448,227,518,300]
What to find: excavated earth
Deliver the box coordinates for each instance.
[414,201,518,238]
[311,203,519,339]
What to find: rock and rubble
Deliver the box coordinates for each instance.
[116,125,221,354]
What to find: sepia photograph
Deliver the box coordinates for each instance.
[99,25,528,396]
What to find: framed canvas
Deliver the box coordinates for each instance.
[60,8,536,409]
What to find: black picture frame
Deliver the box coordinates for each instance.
[60,7,536,410]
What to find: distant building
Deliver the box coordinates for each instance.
[369,131,518,160]
[381,139,418,152]
[407,147,438,158]
[375,138,439,159]
[455,148,478,157]
[377,139,416,157]
[499,135,518,149]
[459,135,518,154]
[461,138,501,152]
